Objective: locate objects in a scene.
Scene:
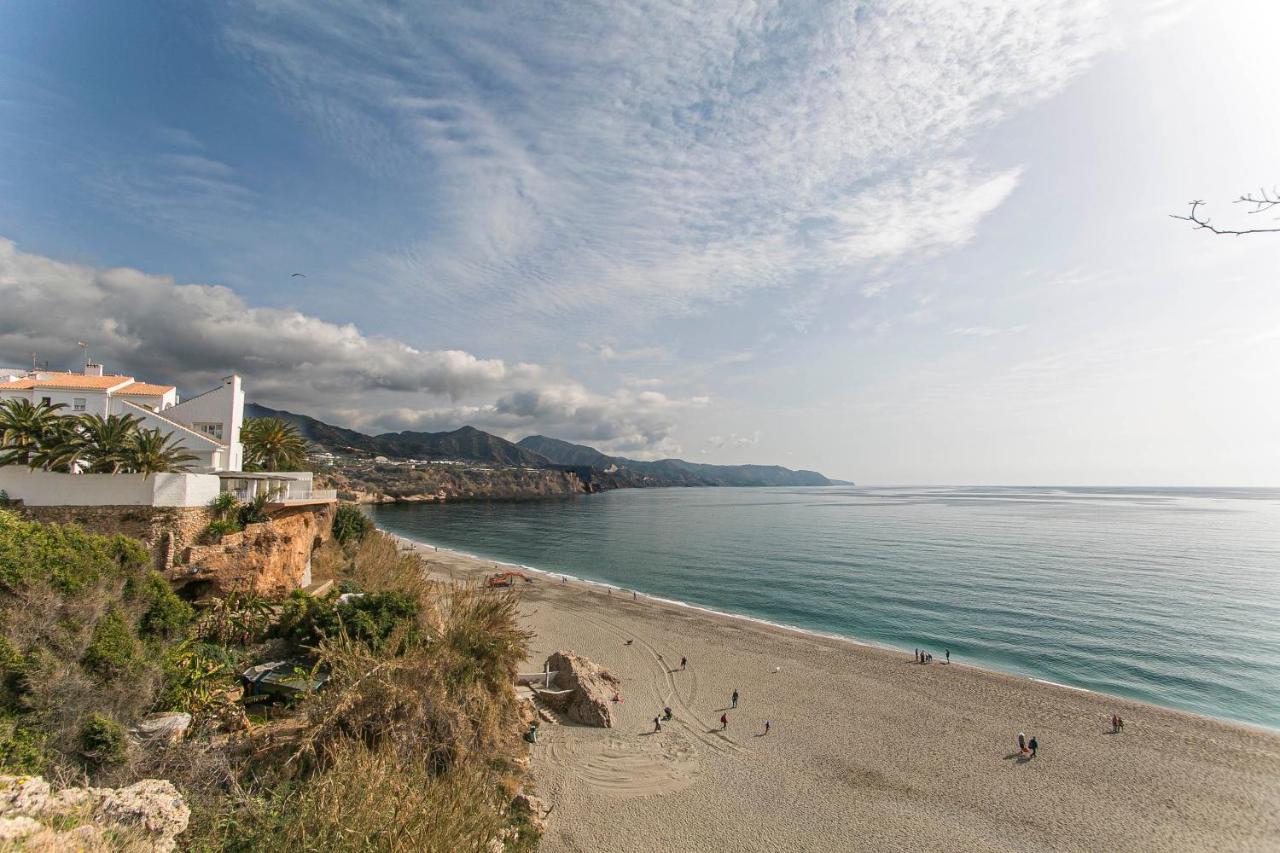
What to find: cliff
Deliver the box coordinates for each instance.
[325,462,586,503]
[176,503,335,596]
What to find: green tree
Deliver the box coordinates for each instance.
[125,428,198,475]
[78,412,145,473]
[241,417,309,471]
[26,415,85,472]
[0,399,66,467]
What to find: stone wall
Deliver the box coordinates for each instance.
[17,504,211,571]
[175,503,335,597]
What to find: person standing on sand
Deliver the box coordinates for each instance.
[720,713,729,730]
[1018,732,1027,754]
[764,720,771,735]
[731,689,739,709]
[680,656,687,671]
[654,716,662,732]
[1028,736,1038,758]
[945,648,950,664]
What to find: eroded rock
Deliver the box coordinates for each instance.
[0,775,189,852]
[545,650,619,728]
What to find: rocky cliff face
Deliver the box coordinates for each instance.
[326,464,586,504]
[177,503,335,596]
[0,775,190,852]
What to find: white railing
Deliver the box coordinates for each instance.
[279,488,337,503]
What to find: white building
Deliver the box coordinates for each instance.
[0,363,244,472]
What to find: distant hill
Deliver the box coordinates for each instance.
[245,404,552,468]
[517,435,834,487]
[245,404,843,487]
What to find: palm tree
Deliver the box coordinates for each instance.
[125,428,198,475]
[0,399,67,466]
[241,417,309,471]
[27,416,86,472]
[78,413,144,473]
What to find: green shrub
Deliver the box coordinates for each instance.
[0,510,148,595]
[336,578,363,595]
[279,591,419,649]
[205,518,242,542]
[0,714,47,774]
[332,504,373,546]
[237,493,271,527]
[137,574,193,639]
[78,713,126,767]
[0,636,28,706]
[81,607,138,677]
[209,491,240,518]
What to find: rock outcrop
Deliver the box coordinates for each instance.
[545,650,619,728]
[0,775,189,852]
[177,503,334,596]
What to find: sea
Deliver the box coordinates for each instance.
[371,486,1280,730]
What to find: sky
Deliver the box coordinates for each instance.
[1,0,1278,485]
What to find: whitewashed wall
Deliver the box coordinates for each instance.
[0,468,221,507]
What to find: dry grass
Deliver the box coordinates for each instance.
[177,532,538,852]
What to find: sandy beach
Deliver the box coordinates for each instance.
[396,535,1280,853]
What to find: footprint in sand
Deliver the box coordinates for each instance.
[554,730,700,799]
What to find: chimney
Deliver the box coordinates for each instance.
[84,363,104,377]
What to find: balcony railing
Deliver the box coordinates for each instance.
[279,488,337,503]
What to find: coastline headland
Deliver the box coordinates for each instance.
[387,527,1280,852]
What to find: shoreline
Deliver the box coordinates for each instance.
[385,526,1280,851]
[383,528,1276,736]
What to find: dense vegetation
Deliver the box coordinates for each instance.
[0,400,196,473]
[0,508,538,850]
[0,510,192,776]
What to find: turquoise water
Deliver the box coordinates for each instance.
[371,486,1280,730]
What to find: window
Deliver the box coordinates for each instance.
[41,396,51,406]
[193,421,224,440]
[73,398,86,412]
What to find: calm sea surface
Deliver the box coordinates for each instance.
[372,486,1280,729]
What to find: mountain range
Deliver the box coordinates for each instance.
[246,403,846,488]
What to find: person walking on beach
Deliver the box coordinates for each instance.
[680,656,687,671]
[945,648,950,664]
[764,720,771,736]
[731,689,739,709]
[1017,732,1027,755]
[1111,713,1119,733]
[654,716,662,732]
[720,713,729,731]
[1028,736,1038,758]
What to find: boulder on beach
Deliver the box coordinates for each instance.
[545,650,619,727]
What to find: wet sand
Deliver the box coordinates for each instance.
[397,536,1280,852]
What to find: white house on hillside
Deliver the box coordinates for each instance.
[0,363,244,472]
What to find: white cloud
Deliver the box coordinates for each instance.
[707,431,761,449]
[578,343,669,362]
[223,0,1115,324]
[0,238,698,452]
[949,324,1029,337]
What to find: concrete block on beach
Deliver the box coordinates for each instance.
[545,650,619,728]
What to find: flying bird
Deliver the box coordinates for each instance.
[291,272,306,278]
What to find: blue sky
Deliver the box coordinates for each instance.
[2,0,1278,484]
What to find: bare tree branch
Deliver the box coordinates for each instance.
[1237,187,1280,215]
[1171,197,1280,236]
